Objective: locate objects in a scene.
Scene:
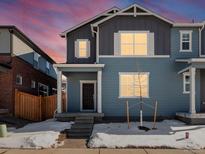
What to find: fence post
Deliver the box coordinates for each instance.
[39,95,42,121]
[14,89,18,117]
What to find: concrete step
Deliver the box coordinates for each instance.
[75,121,93,124]
[71,124,93,129]
[75,116,94,120]
[67,133,91,139]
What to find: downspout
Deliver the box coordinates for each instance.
[199,24,205,57]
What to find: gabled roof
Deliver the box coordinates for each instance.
[60,7,120,37]
[0,25,55,64]
[92,3,174,27]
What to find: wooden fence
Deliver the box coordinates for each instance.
[15,89,66,121]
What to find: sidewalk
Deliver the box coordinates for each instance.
[1,149,205,154]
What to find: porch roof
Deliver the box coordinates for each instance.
[176,58,205,69]
[54,64,105,72]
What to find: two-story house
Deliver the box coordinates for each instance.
[55,4,205,124]
[0,25,57,114]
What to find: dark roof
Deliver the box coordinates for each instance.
[0,63,11,69]
[0,25,56,64]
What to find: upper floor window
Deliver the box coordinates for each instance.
[34,52,40,69]
[31,80,36,89]
[16,74,22,85]
[38,83,49,96]
[119,72,149,98]
[180,31,192,52]
[46,61,50,74]
[120,32,148,56]
[75,39,90,58]
[183,72,190,94]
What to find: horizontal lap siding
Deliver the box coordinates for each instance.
[99,58,201,117]
[99,16,171,55]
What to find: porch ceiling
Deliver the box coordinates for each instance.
[54,64,105,72]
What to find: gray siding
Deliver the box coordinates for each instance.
[202,28,205,55]
[67,17,105,64]
[99,16,171,55]
[99,57,200,117]
[66,73,97,112]
[0,29,10,54]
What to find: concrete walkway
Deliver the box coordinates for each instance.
[1,149,205,154]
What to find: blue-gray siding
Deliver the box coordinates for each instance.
[67,72,97,112]
[99,57,200,117]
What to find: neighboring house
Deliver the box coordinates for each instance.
[55,4,205,123]
[0,25,57,114]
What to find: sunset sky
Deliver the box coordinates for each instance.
[0,0,205,63]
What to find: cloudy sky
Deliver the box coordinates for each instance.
[0,0,205,62]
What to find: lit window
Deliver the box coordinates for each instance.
[180,31,192,52]
[31,80,36,88]
[120,32,148,55]
[119,73,149,98]
[16,75,22,85]
[75,39,90,58]
[183,72,190,94]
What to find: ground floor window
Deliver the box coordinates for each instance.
[38,83,49,96]
[183,72,190,94]
[119,72,149,98]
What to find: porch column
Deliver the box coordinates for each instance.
[57,69,62,113]
[97,70,102,113]
[189,67,196,114]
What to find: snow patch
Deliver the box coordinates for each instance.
[0,119,73,149]
[88,120,205,149]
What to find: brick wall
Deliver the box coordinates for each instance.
[0,55,57,114]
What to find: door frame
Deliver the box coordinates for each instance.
[80,80,97,112]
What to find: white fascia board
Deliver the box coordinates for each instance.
[178,66,190,74]
[92,3,174,27]
[189,58,205,63]
[173,23,203,27]
[53,64,105,68]
[60,7,120,37]
[175,59,190,63]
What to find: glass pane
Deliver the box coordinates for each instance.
[185,75,190,82]
[121,33,133,44]
[182,33,190,41]
[134,74,148,85]
[79,49,87,57]
[182,42,190,50]
[120,75,134,96]
[135,33,147,44]
[134,44,147,55]
[79,41,87,49]
[134,74,148,97]
[185,84,190,92]
[121,44,134,55]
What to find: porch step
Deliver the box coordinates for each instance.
[66,116,94,139]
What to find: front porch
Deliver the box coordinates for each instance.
[54,64,105,116]
[176,58,205,124]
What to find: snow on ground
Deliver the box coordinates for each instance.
[0,119,73,149]
[88,120,205,149]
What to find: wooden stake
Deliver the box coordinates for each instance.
[152,100,158,129]
[126,100,130,129]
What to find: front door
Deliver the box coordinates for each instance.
[200,70,205,112]
[80,81,96,112]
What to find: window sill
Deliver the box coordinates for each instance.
[180,50,192,52]
[118,96,150,99]
[183,92,190,94]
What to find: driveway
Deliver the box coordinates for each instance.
[1,149,205,154]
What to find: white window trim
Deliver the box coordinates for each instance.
[180,30,192,52]
[119,31,149,56]
[16,74,23,85]
[183,72,190,94]
[75,39,90,58]
[46,61,50,69]
[38,82,49,96]
[119,72,150,98]
[34,52,40,62]
[80,80,96,112]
